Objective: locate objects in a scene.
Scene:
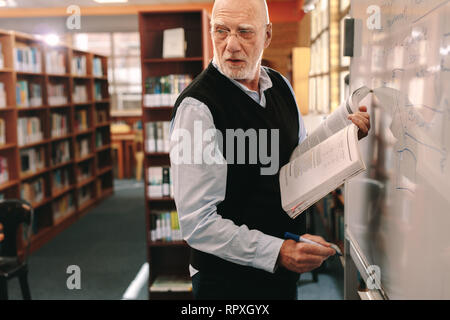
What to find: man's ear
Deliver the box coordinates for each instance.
[264,23,273,48]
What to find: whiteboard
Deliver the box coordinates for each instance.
[346,0,450,299]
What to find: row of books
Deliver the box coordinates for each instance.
[145,122,170,153]
[48,83,68,106]
[95,109,108,124]
[51,140,71,166]
[0,82,6,108]
[20,177,44,205]
[143,74,193,107]
[20,147,45,176]
[77,162,92,183]
[0,157,8,185]
[0,119,5,145]
[51,113,69,138]
[75,137,90,159]
[72,55,87,76]
[93,57,104,77]
[75,110,89,131]
[147,167,173,198]
[45,50,66,75]
[16,81,43,108]
[52,192,75,223]
[149,211,182,242]
[73,85,88,103]
[96,131,105,148]
[17,117,43,146]
[14,45,42,73]
[53,167,70,192]
[78,184,92,206]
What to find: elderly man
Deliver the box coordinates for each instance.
[170,0,370,299]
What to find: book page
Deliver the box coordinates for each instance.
[280,124,365,218]
[290,86,372,161]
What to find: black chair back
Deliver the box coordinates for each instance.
[0,200,33,262]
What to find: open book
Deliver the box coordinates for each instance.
[280,86,372,219]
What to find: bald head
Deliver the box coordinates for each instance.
[212,0,270,26]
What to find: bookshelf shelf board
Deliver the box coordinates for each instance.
[94,76,108,81]
[94,99,110,104]
[53,210,77,227]
[20,168,50,181]
[95,144,111,153]
[95,121,111,128]
[72,74,91,79]
[0,143,16,151]
[15,71,45,76]
[0,179,19,192]
[50,134,73,142]
[52,185,75,198]
[97,165,113,176]
[73,101,94,106]
[100,188,114,200]
[18,139,49,150]
[30,197,52,209]
[49,104,71,109]
[78,198,96,213]
[51,160,74,171]
[75,128,94,136]
[76,176,96,189]
[75,153,95,164]
[143,106,173,111]
[47,73,71,78]
[0,107,17,112]
[143,57,203,63]
[17,106,47,111]
[0,68,14,73]
[148,240,187,247]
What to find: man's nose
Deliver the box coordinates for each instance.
[225,34,242,53]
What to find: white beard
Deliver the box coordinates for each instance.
[213,46,263,81]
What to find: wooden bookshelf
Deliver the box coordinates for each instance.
[139,9,212,300]
[0,29,114,255]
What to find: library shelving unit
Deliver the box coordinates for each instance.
[0,29,113,255]
[138,10,212,300]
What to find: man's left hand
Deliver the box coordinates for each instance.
[348,106,371,140]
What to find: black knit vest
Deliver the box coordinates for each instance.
[172,63,306,282]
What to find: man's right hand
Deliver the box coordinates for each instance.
[277,234,336,274]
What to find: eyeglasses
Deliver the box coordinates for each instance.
[212,24,269,42]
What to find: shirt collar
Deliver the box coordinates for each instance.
[211,59,273,95]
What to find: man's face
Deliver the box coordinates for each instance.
[211,0,271,81]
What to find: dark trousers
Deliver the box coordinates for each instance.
[192,271,298,300]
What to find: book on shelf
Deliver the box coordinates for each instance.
[150,211,182,242]
[0,82,6,108]
[75,137,90,159]
[78,162,92,182]
[14,45,42,73]
[143,75,192,107]
[94,82,102,101]
[47,83,68,106]
[53,167,70,192]
[162,28,186,59]
[95,109,108,124]
[53,193,75,222]
[51,140,70,166]
[17,117,43,146]
[15,80,43,107]
[147,166,173,198]
[78,185,92,206]
[0,118,5,145]
[20,147,45,176]
[72,55,87,76]
[150,275,192,293]
[73,84,88,103]
[0,157,8,185]
[75,110,88,131]
[96,131,104,148]
[51,113,69,137]
[20,177,44,204]
[145,121,170,153]
[45,50,66,74]
[93,57,103,77]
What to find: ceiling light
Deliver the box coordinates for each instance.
[44,34,60,47]
[0,0,17,7]
[93,0,129,3]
